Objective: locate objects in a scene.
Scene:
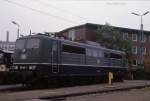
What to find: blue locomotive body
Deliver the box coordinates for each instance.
[12,34,126,84]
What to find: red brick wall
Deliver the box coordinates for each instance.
[74,26,86,42]
[85,26,96,42]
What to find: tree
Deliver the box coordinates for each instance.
[96,23,133,79]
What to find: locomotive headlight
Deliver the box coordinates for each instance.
[0,65,6,72]
[29,65,36,70]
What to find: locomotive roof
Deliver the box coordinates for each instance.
[18,34,125,55]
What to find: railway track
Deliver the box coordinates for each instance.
[0,80,150,101]
[0,80,95,93]
[39,85,150,101]
[38,87,150,101]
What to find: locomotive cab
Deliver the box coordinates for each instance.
[12,34,60,83]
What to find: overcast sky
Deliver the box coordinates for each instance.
[0,0,150,41]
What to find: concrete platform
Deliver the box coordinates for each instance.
[0,80,150,101]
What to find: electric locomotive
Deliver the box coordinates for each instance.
[12,34,126,84]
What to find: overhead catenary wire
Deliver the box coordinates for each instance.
[32,0,86,21]
[2,0,79,24]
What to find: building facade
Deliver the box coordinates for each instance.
[0,41,15,51]
[57,23,150,72]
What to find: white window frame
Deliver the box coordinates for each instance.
[68,29,75,41]
[132,46,137,54]
[144,35,146,42]
[142,35,146,43]
[132,33,137,41]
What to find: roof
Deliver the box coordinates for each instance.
[57,23,150,34]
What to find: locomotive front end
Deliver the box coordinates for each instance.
[12,35,44,84]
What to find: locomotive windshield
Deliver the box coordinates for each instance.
[16,38,40,49]
[15,39,26,49]
[26,39,40,49]
[14,38,41,63]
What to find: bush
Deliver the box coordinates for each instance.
[133,70,150,80]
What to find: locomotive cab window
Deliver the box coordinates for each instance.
[26,38,40,49]
[15,39,26,49]
[62,44,85,54]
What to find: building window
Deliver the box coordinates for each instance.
[132,33,137,41]
[143,47,146,55]
[68,29,76,41]
[123,33,128,40]
[132,46,137,54]
[132,59,137,66]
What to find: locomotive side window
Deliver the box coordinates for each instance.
[93,49,98,57]
[104,52,122,59]
[104,52,110,58]
[15,39,26,49]
[26,39,40,49]
[98,50,104,57]
[62,44,85,54]
[86,49,92,56]
[110,53,122,59]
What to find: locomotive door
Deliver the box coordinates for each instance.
[51,40,59,73]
